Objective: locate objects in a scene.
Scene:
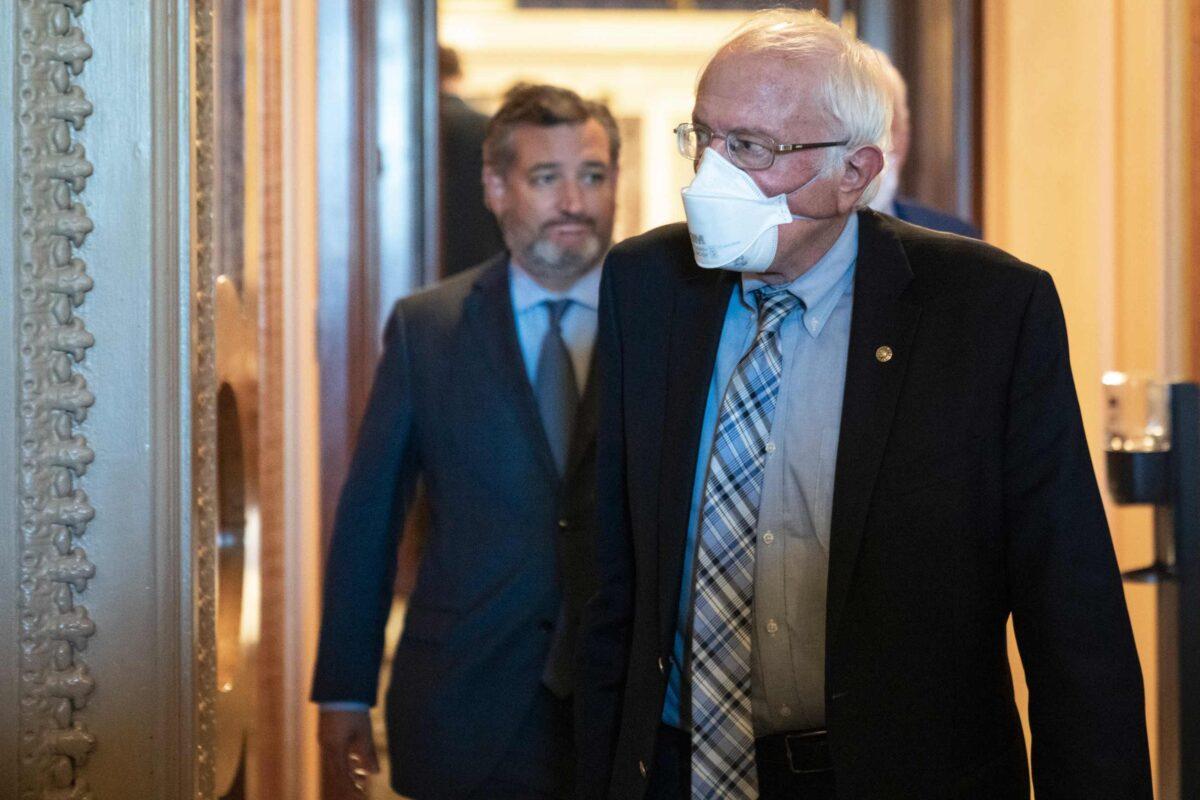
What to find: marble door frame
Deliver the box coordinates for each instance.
[0,1,210,797]
[0,1,324,797]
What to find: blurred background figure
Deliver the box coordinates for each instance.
[868,48,981,238]
[439,44,505,277]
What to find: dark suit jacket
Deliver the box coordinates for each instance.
[893,196,982,239]
[312,255,598,799]
[576,211,1151,799]
[440,94,504,278]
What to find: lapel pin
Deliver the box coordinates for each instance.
[875,345,894,363]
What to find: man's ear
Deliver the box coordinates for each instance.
[482,165,507,215]
[840,144,885,199]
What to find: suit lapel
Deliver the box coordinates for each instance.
[826,210,922,645]
[656,266,738,642]
[467,256,560,481]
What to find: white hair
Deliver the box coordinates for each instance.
[713,9,894,206]
[871,46,911,168]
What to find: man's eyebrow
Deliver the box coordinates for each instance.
[526,161,562,172]
[690,114,778,140]
[580,160,610,170]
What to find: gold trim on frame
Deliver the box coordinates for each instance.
[16,0,98,797]
[191,0,218,797]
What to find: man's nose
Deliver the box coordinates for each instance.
[692,137,726,172]
[558,180,584,214]
[704,133,730,158]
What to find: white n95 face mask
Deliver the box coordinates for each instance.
[681,148,821,273]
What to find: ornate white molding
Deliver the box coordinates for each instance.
[191,0,218,797]
[16,1,97,798]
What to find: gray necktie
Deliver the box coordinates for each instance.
[534,298,579,475]
[535,298,580,698]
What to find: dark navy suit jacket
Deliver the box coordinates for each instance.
[312,255,598,799]
[576,210,1150,799]
[893,195,982,239]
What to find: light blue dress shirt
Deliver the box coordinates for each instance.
[509,260,600,390]
[663,214,858,735]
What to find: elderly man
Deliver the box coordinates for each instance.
[313,83,618,800]
[866,49,981,238]
[576,10,1149,800]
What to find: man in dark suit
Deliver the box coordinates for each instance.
[313,83,620,800]
[867,48,982,239]
[438,45,505,277]
[577,9,1149,799]
[890,194,979,238]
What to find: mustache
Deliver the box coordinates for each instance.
[540,215,596,232]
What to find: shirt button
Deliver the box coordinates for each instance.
[779,705,792,718]
[766,619,779,635]
[557,518,569,531]
[765,442,776,454]
[638,760,647,778]
[762,531,775,545]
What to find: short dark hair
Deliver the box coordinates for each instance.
[483,83,621,175]
[438,45,462,81]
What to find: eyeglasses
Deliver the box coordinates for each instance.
[674,122,849,171]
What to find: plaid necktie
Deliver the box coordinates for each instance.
[690,288,801,799]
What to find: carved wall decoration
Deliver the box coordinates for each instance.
[191,0,219,797]
[16,0,97,798]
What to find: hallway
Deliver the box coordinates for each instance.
[0,1,1198,798]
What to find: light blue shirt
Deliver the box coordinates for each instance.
[663,214,857,735]
[509,260,601,390]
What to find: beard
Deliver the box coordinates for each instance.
[508,216,609,283]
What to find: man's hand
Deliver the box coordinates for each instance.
[319,709,380,798]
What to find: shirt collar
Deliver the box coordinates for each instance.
[509,258,602,315]
[741,212,858,339]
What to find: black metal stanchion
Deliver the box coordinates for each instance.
[1107,380,1200,800]
[1171,385,1199,800]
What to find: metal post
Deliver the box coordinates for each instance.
[1170,383,1200,798]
